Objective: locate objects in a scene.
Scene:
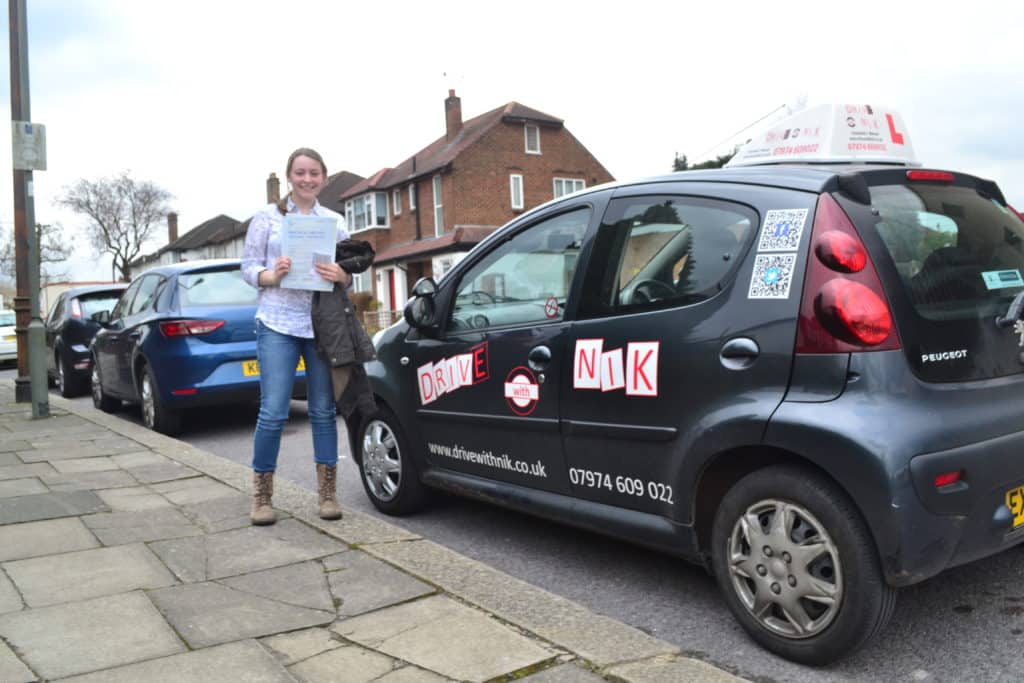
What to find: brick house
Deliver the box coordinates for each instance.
[337,90,613,313]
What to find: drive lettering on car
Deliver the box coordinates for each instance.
[417,341,489,405]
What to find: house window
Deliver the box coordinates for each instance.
[375,193,388,226]
[350,192,391,231]
[525,124,541,154]
[432,175,444,236]
[393,189,401,216]
[353,272,370,293]
[409,183,417,210]
[510,174,524,210]
[553,178,586,198]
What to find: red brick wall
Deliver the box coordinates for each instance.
[448,122,614,229]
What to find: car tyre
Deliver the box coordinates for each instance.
[90,358,120,412]
[356,404,428,515]
[57,352,85,398]
[140,365,182,435]
[710,465,896,666]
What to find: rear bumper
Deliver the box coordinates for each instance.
[904,429,1024,573]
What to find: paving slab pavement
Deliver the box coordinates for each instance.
[0,380,746,682]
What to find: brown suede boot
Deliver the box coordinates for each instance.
[316,463,343,520]
[251,471,277,526]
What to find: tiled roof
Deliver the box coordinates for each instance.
[374,226,497,264]
[341,101,564,200]
[319,171,365,214]
[168,214,240,250]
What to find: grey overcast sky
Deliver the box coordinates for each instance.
[1,0,1022,281]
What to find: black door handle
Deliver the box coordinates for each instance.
[720,337,759,371]
[528,345,552,372]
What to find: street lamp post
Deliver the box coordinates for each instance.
[9,0,48,416]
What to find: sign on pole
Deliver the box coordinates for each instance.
[12,121,46,171]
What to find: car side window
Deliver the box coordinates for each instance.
[579,195,756,316]
[447,208,591,332]
[127,275,163,316]
[47,296,65,325]
[111,281,141,320]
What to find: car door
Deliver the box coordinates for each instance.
[44,294,66,375]
[410,203,603,494]
[93,280,141,396]
[102,275,164,397]
[562,185,815,523]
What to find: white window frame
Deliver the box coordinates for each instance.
[510,174,524,210]
[524,124,541,154]
[553,177,586,198]
[409,183,417,210]
[393,189,401,216]
[432,175,444,236]
[350,192,391,232]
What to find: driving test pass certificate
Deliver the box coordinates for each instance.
[279,214,337,292]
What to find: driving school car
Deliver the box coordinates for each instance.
[348,104,1024,664]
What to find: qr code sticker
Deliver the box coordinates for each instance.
[748,254,798,299]
[757,209,808,252]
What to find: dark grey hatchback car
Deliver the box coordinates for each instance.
[348,111,1024,664]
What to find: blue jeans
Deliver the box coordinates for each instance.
[252,320,337,472]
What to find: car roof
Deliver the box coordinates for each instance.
[141,258,241,277]
[632,163,916,193]
[64,283,129,297]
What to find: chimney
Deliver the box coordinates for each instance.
[266,172,281,204]
[445,89,462,142]
[167,212,178,243]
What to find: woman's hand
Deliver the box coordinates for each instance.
[315,261,352,287]
[261,256,291,286]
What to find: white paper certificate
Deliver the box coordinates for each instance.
[279,215,337,292]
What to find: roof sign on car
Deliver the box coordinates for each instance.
[726,104,920,168]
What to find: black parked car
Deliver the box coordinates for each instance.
[45,284,128,397]
[348,107,1024,664]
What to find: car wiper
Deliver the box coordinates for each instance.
[995,290,1024,328]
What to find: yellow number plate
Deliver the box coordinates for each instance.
[1006,486,1024,528]
[242,358,306,377]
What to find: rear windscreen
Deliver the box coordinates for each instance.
[78,293,122,318]
[872,184,1024,320]
[868,181,1024,381]
[177,269,257,307]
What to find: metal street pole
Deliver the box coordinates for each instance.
[9,0,48,416]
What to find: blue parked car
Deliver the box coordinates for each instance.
[90,259,306,434]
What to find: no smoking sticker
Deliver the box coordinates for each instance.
[544,297,560,319]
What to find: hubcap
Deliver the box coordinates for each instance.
[57,360,64,391]
[727,499,842,639]
[141,374,155,428]
[361,420,402,502]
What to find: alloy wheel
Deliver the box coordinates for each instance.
[727,498,843,639]
[361,419,402,502]
[91,364,103,405]
[140,373,156,429]
[57,358,65,393]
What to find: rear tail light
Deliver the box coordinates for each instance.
[159,319,225,337]
[906,170,954,183]
[934,470,962,488]
[70,299,83,319]
[796,194,901,353]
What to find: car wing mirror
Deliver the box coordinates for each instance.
[91,310,111,326]
[411,277,437,297]
[404,293,436,330]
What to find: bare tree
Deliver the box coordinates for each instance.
[56,171,172,281]
[0,222,74,285]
